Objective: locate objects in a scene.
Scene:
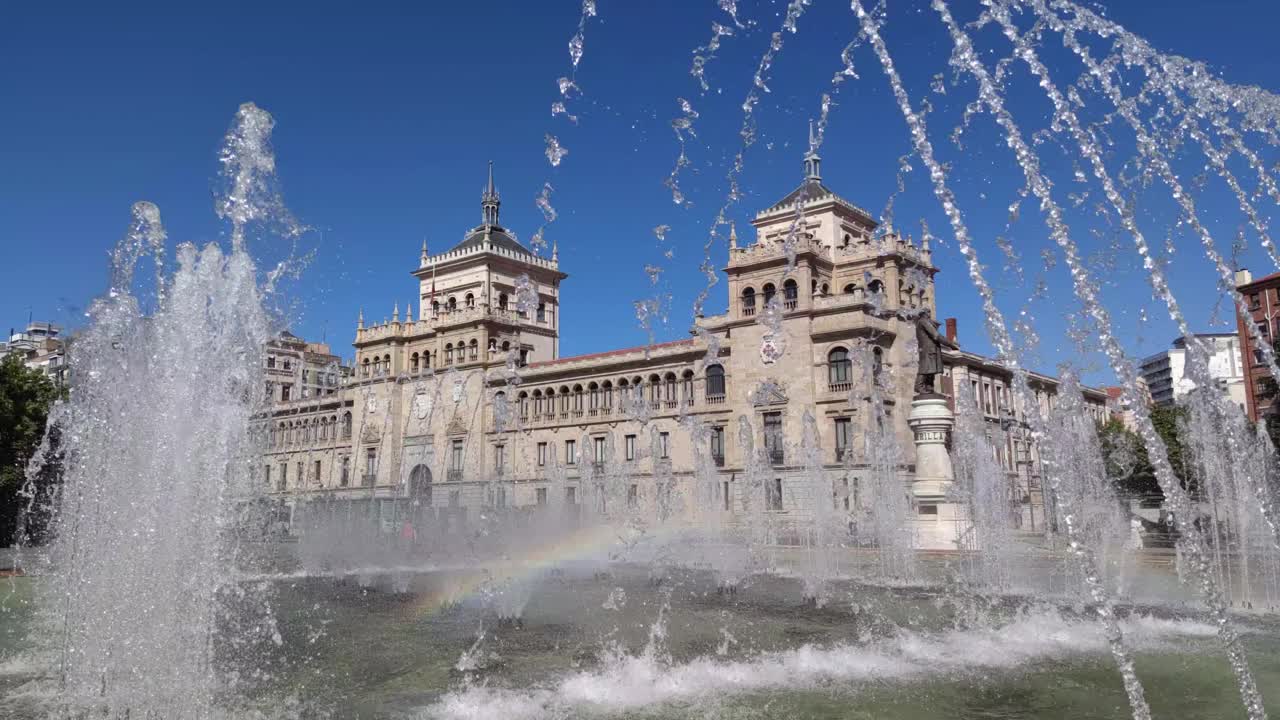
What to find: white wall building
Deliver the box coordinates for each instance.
[1139,333,1246,411]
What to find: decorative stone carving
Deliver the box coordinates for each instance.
[750,380,788,407]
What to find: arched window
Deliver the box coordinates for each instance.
[320,418,328,441]
[447,297,457,312]
[537,303,546,322]
[741,287,756,316]
[465,293,475,308]
[762,283,776,306]
[705,365,725,399]
[843,284,857,294]
[872,346,884,381]
[533,390,543,416]
[432,300,440,317]
[411,352,420,372]
[342,412,352,439]
[372,357,381,375]
[383,354,391,375]
[445,343,453,363]
[681,369,695,402]
[783,279,798,308]
[588,382,600,412]
[663,372,677,403]
[618,378,629,404]
[868,279,884,296]
[828,347,851,387]
[572,384,584,414]
[469,339,478,360]
[821,283,830,295]
[842,232,852,248]
[493,391,507,430]
[488,338,496,353]
[544,389,555,417]
[560,386,571,414]
[501,340,511,352]
[423,350,431,369]
[602,380,614,410]
[278,422,287,446]
[362,357,370,377]
[498,293,508,310]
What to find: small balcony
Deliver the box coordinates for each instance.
[712,453,725,468]
[361,473,376,487]
[447,469,464,482]
[768,449,785,466]
[783,298,798,310]
[742,304,756,317]
[705,394,726,405]
[828,381,852,394]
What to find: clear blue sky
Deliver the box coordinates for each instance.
[4,0,1280,384]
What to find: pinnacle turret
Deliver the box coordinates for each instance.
[803,119,821,181]
[481,160,501,226]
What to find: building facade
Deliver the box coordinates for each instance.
[2,321,68,386]
[260,152,1106,536]
[1235,269,1280,422]
[1138,333,1246,411]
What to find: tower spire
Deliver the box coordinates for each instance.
[420,237,429,266]
[803,119,821,181]
[729,221,739,250]
[357,307,364,330]
[481,160,501,226]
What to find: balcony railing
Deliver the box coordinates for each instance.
[784,298,798,310]
[828,381,852,393]
[361,473,376,487]
[742,302,756,316]
[705,394,726,405]
[663,400,677,409]
[712,453,725,468]
[768,449,785,466]
[447,469,464,482]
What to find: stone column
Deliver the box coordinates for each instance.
[908,396,968,550]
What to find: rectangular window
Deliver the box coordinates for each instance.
[365,448,377,476]
[494,444,506,473]
[267,356,276,368]
[710,427,725,466]
[763,412,784,464]
[296,462,304,488]
[279,462,288,490]
[566,486,576,504]
[536,487,548,506]
[767,478,783,511]
[565,439,577,465]
[340,456,349,487]
[593,436,606,462]
[537,442,548,467]
[264,464,272,488]
[313,459,322,484]
[1252,293,1262,309]
[627,484,639,508]
[722,480,731,511]
[281,384,291,402]
[919,504,939,516]
[625,434,637,461]
[537,303,546,322]
[451,440,464,471]
[835,417,852,460]
[659,432,670,459]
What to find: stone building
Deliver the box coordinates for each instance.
[260,149,1107,536]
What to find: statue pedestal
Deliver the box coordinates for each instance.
[908,395,970,551]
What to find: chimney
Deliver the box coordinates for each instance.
[1236,268,1253,287]
[945,317,957,344]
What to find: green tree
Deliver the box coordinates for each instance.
[1096,404,1189,503]
[0,354,63,546]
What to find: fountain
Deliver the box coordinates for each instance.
[4,2,1280,719]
